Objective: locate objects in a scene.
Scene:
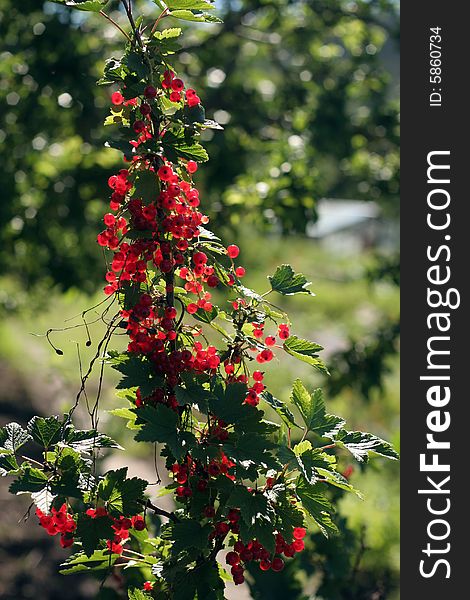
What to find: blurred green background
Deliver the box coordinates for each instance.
[0,1,399,599]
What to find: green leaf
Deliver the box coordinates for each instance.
[283,337,329,374]
[174,374,214,412]
[132,170,160,202]
[292,440,312,455]
[128,589,153,600]
[194,563,225,600]
[133,404,196,460]
[57,446,82,472]
[229,486,274,528]
[197,226,220,241]
[308,388,346,437]
[9,465,48,493]
[49,469,83,499]
[192,304,219,324]
[50,0,109,12]
[316,467,363,498]
[170,519,213,555]
[109,407,140,430]
[296,479,338,538]
[295,448,336,485]
[275,499,305,542]
[172,563,224,600]
[208,382,249,424]
[76,513,115,557]
[27,416,62,448]
[336,430,399,462]
[291,381,344,436]
[183,104,206,124]
[66,429,123,452]
[197,119,224,131]
[166,0,215,10]
[153,27,182,40]
[268,264,313,295]
[104,105,131,127]
[168,9,222,23]
[97,468,147,517]
[105,136,135,160]
[122,52,149,80]
[162,131,209,162]
[291,379,315,428]
[0,422,32,452]
[60,550,119,575]
[238,515,275,554]
[99,57,126,85]
[261,391,300,428]
[223,433,279,476]
[0,450,19,475]
[31,487,57,514]
[236,285,263,303]
[108,352,164,397]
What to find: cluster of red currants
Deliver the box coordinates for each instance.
[225,527,307,584]
[85,507,146,555]
[171,451,236,500]
[36,504,76,548]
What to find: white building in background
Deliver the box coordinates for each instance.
[306,199,398,253]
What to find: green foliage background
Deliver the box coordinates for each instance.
[0,1,399,599]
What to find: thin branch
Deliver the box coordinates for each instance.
[120,0,143,48]
[150,8,170,36]
[141,499,180,523]
[99,10,132,43]
[319,443,337,451]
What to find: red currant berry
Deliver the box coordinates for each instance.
[176,471,188,484]
[240,549,253,562]
[259,559,271,571]
[157,165,174,181]
[171,78,185,92]
[111,91,124,105]
[140,103,151,116]
[186,160,198,174]
[293,527,306,540]
[208,463,220,477]
[215,522,230,536]
[133,120,146,133]
[204,506,216,518]
[104,213,116,226]
[144,85,157,99]
[197,479,208,492]
[227,244,240,259]
[271,557,285,572]
[193,251,208,266]
[132,515,146,531]
[226,551,240,566]
[207,275,219,288]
